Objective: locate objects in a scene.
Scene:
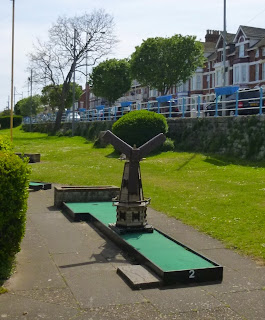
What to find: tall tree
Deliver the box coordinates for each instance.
[90,59,132,107]
[130,35,205,95]
[15,95,41,117]
[29,10,117,132]
[41,83,83,111]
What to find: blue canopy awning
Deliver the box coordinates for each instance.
[215,86,239,97]
[120,101,132,107]
[95,105,105,110]
[79,108,86,112]
[156,95,172,103]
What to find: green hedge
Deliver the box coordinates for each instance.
[112,110,168,147]
[0,137,30,280]
[0,116,22,129]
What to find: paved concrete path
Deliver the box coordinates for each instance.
[0,187,264,319]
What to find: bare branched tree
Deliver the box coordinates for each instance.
[29,9,117,132]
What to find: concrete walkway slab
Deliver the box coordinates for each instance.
[1,186,264,320]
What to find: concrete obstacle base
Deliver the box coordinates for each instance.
[54,185,120,208]
[15,153,41,163]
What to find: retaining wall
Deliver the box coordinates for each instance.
[23,115,265,160]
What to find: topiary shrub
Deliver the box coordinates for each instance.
[0,137,30,280]
[159,138,175,152]
[112,110,168,147]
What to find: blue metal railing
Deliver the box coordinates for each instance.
[23,87,265,125]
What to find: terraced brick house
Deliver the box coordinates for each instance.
[84,26,265,108]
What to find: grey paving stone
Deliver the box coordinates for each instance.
[201,248,263,271]
[141,286,225,314]
[169,307,244,320]
[58,266,146,308]
[71,302,168,320]
[29,211,103,254]
[201,266,262,294]
[217,289,265,320]
[9,287,77,308]
[5,258,66,291]
[0,293,79,319]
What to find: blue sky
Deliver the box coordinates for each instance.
[1,0,265,111]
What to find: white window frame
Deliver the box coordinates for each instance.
[239,45,244,58]
[196,74,202,90]
[262,63,265,80]
[255,49,259,58]
[216,69,222,87]
[233,63,249,84]
[241,64,247,83]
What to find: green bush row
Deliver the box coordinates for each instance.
[0,136,30,280]
[0,116,22,129]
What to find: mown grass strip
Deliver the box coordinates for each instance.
[1,127,264,262]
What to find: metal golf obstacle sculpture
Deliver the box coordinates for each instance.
[103,130,166,234]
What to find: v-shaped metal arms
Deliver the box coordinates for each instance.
[103,130,166,159]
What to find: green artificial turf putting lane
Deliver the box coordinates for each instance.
[66,202,215,271]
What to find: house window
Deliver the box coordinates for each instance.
[191,76,196,90]
[178,83,183,92]
[255,64,259,81]
[233,64,249,84]
[212,74,215,88]
[216,70,222,86]
[263,48,265,56]
[255,49,259,58]
[239,45,244,58]
[241,65,247,83]
[262,63,265,80]
[234,66,240,83]
[196,75,202,90]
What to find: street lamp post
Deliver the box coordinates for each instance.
[71,29,77,136]
[223,0,227,86]
[10,0,15,141]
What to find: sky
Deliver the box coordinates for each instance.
[0,0,265,111]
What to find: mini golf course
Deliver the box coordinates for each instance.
[63,201,223,287]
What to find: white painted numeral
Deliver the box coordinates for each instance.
[189,270,195,279]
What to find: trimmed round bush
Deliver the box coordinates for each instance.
[112,110,168,147]
[0,138,30,279]
[160,138,175,152]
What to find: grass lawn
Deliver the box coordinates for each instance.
[1,127,265,263]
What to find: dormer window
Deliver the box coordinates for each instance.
[239,44,244,58]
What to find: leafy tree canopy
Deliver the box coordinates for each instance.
[41,83,83,111]
[90,59,132,106]
[15,95,42,117]
[130,34,205,95]
[0,110,11,116]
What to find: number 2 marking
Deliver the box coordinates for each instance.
[189,270,195,279]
